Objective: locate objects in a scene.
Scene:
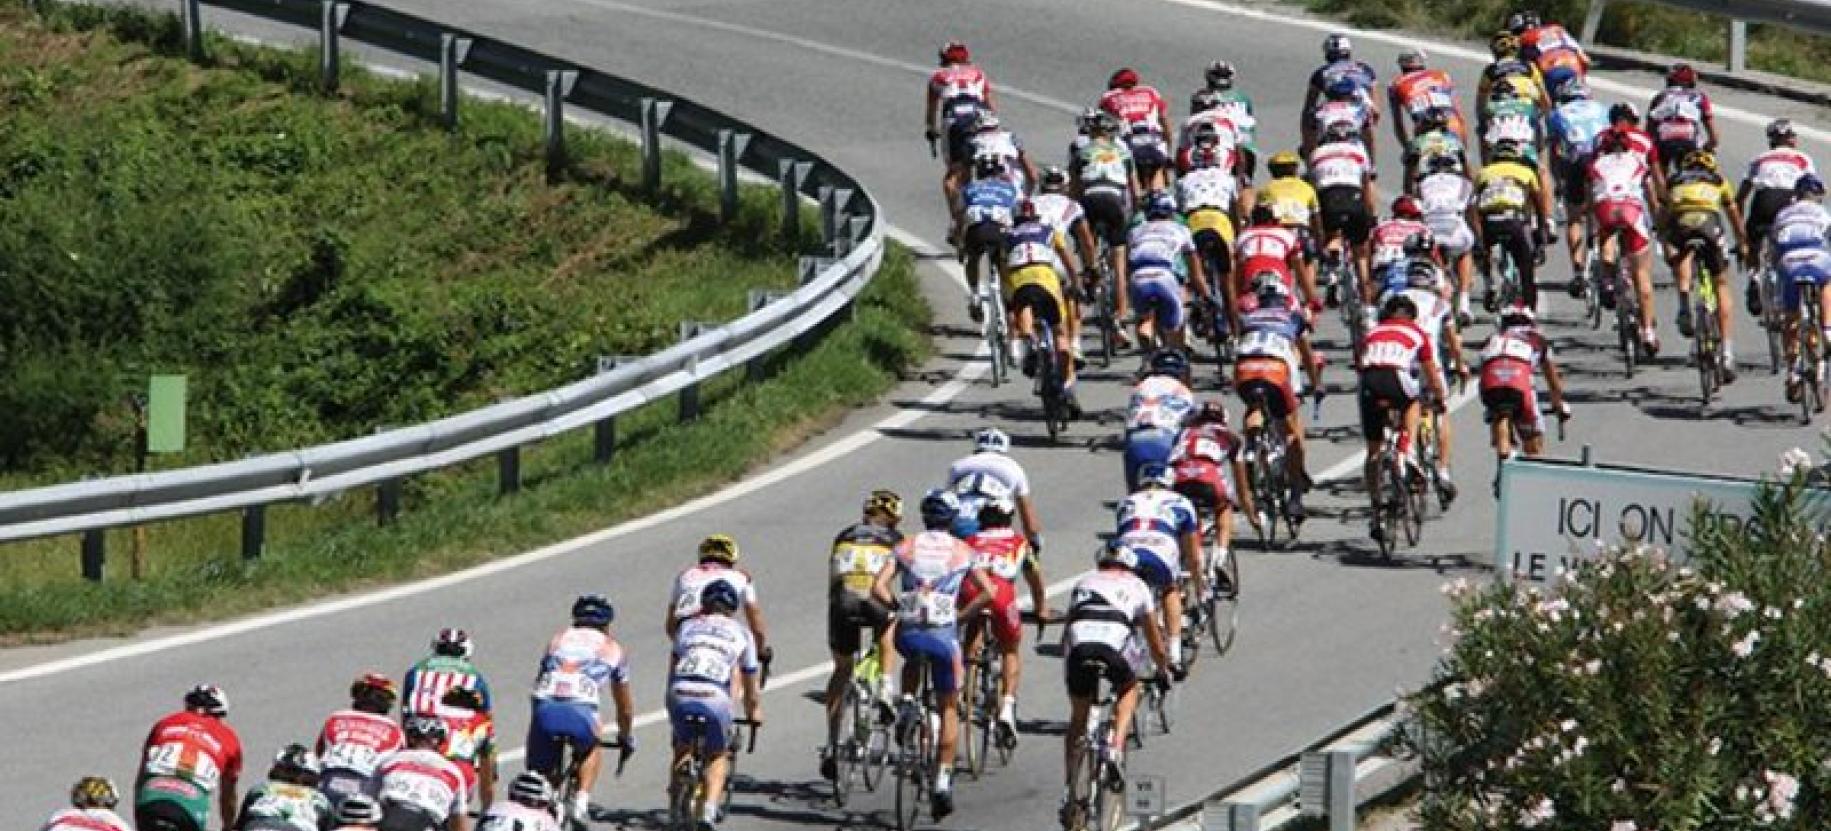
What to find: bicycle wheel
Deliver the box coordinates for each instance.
[1149,677,1177,735]
[668,758,698,831]
[984,288,1006,389]
[1377,453,1403,558]
[1094,755,1128,831]
[959,647,987,779]
[1061,737,1094,831]
[1764,267,1784,376]
[1097,278,1117,368]
[1249,438,1280,550]
[1208,545,1240,656]
[1615,269,1639,378]
[1415,415,1439,522]
[1695,295,1718,408]
[987,652,1013,768]
[832,687,860,807]
[859,694,890,792]
[1400,459,1425,547]
[892,727,926,831]
[1038,331,1065,442]
[1178,579,1203,673]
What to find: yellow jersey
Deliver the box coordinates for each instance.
[1261,177,1319,228]
[1669,174,1732,217]
[1476,161,1538,215]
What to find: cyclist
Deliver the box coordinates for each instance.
[1100,67,1174,190]
[315,673,405,812]
[1403,107,1472,190]
[1517,11,1590,95]
[963,111,1035,194]
[1370,196,1434,303]
[1739,119,1819,315]
[956,153,1021,320]
[431,685,495,816]
[1129,190,1208,351]
[1002,198,1083,409]
[1301,34,1378,157]
[1547,79,1610,292]
[136,685,243,831]
[1035,165,1104,319]
[1309,76,1378,167]
[477,773,562,831]
[947,427,1044,552]
[376,717,468,831]
[1386,259,1466,503]
[1058,540,1172,825]
[1125,349,1197,491]
[1418,155,1482,324]
[404,629,493,726]
[872,489,996,820]
[330,796,381,831]
[1310,122,1379,306]
[1233,276,1323,520]
[41,777,132,831]
[1479,304,1570,469]
[960,490,1050,747]
[1775,175,1831,401]
[1179,94,1251,190]
[235,745,332,831]
[666,535,771,667]
[1197,61,1259,177]
[822,489,903,781]
[1179,128,1245,330]
[1388,49,1466,149]
[926,40,997,164]
[529,594,635,824]
[1477,76,1545,175]
[1070,110,1138,327]
[1665,149,1750,377]
[1478,32,1550,116]
[1169,401,1259,573]
[667,579,763,831]
[1647,63,1719,178]
[1114,462,1202,674]
[1475,138,1553,311]
[1235,202,1320,315]
[1358,295,1450,544]
[1589,129,1667,355]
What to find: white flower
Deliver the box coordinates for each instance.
[1780,447,1814,478]
[1732,629,1762,658]
[1560,719,1579,733]
[1572,736,1590,756]
[1765,606,1784,620]
[1585,658,1603,675]
[1764,770,1800,820]
[1715,591,1755,618]
[1709,737,1723,756]
[1611,778,1629,794]
[1610,821,1638,831]
[1441,577,1471,597]
[1519,797,1556,828]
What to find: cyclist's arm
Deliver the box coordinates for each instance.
[961,567,998,620]
[612,679,635,744]
[1186,249,1210,300]
[744,599,770,659]
[219,780,240,831]
[1016,494,1042,543]
[739,669,763,722]
[1387,89,1409,147]
[1734,178,1752,213]
[870,561,898,607]
[983,84,999,114]
[924,87,939,135]
[1139,609,1170,673]
[1230,455,1259,523]
[1292,250,1320,310]
[1299,334,1323,391]
[1361,122,1379,169]
[1723,189,1750,256]
[1543,354,1569,411]
[663,599,680,640]
[1073,220,1099,276]
[1703,112,1720,152]
[1020,151,1040,195]
[1422,349,1449,403]
[1360,169,1379,216]
[478,746,498,809]
[1022,550,1050,616]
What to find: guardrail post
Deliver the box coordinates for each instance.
[591,355,635,464]
[439,34,473,130]
[81,529,105,582]
[1727,19,1748,74]
[498,447,521,495]
[779,160,812,247]
[717,130,753,222]
[377,479,401,526]
[544,70,580,180]
[828,187,855,253]
[181,0,204,61]
[1225,801,1262,831]
[746,290,789,382]
[640,98,674,193]
[241,505,265,561]
[678,322,714,423]
[1300,750,1358,831]
[1580,0,1607,46]
[319,2,350,92]
[818,186,836,249]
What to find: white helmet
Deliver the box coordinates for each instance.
[974,427,1011,455]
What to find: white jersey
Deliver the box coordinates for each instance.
[376,748,467,821]
[1032,192,1085,241]
[669,564,758,621]
[1116,489,1198,545]
[1308,140,1370,190]
[1774,201,1831,254]
[478,802,564,831]
[1177,166,1237,212]
[1481,329,1547,366]
[1400,286,1453,363]
[669,614,759,697]
[1418,172,1473,224]
[1126,376,1194,432]
[40,809,133,831]
[1745,148,1817,192]
[947,450,1031,498]
[1237,328,1304,391]
[1064,569,1156,651]
[1128,220,1195,276]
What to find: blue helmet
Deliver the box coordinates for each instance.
[1324,76,1359,100]
[1137,463,1175,489]
[571,593,615,627]
[1798,174,1826,198]
[1143,189,1178,219]
[920,488,962,529]
[699,580,742,615]
[1148,348,1189,379]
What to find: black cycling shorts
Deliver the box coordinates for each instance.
[1481,385,1539,435]
[1666,213,1728,276]
[1127,133,1171,178]
[964,221,1007,262]
[379,804,442,831]
[1747,187,1794,247]
[1554,155,1591,210]
[1081,187,1129,247]
[1192,229,1232,281]
[828,591,890,655]
[1065,642,1136,699]
[135,802,204,831]
[1318,185,1372,246]
[1655,139,1698,173]
[1358,368,1414,442]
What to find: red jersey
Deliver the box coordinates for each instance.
[316,710,404,777]
[1588,151,1651,205]
[139,711,243,795]
[1235,226,1302,290]
[929,64,990,102]
[1389,69,1459,125]
[1173,422,1242,466]
[1099,86,1168,130]
[1362,320,1436,371]
[1369,219,1429,267]
[964,526,1029,583]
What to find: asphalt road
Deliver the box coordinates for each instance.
[8,0,1831,827]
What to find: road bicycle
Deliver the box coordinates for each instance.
[1756,249,1786,375]
[1578,213,1603,329]
[1597,227,1641,378]
[1481,231,1525,314]
[890,659,942,831]
[1179,517,1241,666]
[959,610,1015,780]
[1240,390,1297,549]
[541,734,630,830]
[1371,405,1426,558]
[977,276,1011,387]
[667,716,758,831]
[1794,275,1828,423]
[1058,660,1130,831]
[1086,258,1119,368]
[1489,403,1568,499]
[1034,318,1073,442]
[1683,234,1725,410]
[827,639,890,807]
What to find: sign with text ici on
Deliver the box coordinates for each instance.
[1495,457,1774,583]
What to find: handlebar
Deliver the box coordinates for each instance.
[734,718,762,754]
[1021,609,1064,640]
[599,736,633,776]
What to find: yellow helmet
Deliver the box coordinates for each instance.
[863,489,904,521]
[71,776,119,810]
[1490,31,1520,57]
[698,533,740,563]
[1683,149,1719,174]
[1268,150,1302,174]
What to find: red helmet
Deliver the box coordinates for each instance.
[1666,62,1697,88]
[1109,67,1140,89]
[1391,195,1423,220]
[939,41,969,65]
[1193,400,1229,424]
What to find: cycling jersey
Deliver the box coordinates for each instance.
[1370,219,1430,271]
[1362,319,1437,373]
[1033,193,1087,243]
[404,655,493,719]
[316,709,405,800]
[962,527,1029,647]
[831,522,900,597]
[1115,489,1197,589]
[1169,421,1243,510]
[1775,201,1831,311]
[968,129,1024,175]
[1418,172,1477,254]
[375,749,466,823]
[1482,98,1541,161]
[1589,152,1649,206]
[890,531,977,693]
[478,802,564,831]
[1745,148,1818,193]
[1129,219,1194,277]
[1072,137,1134,191]
[1177,166,1237,213]
[1396,287,1452,367]
[947,450,1032,499]
[532,627,630,708]
[1063,568,1155,678]
[1309,59,1378,105]
[1479,327,1550,430]
[670,564,757,621]
[1481,59,1545,102]
[236,781,333,831]
[136,711,243,827]
[1648,87,1711,148]
[1100,85,1169,130]
[1521,24,1588,82]
[437,705,494,797]
[961,178,1019,230]
[930,64,990,104]
[1390,69,1461,131]
[1235,225,1303,291]
[1261,178,1320,228]
[1311,99,1371,137]
[1309,140,1370,190]
[1549,99,1608,160]
[1476,161,1538,215]
[1668,171,1732,216]
[1208,90,1259,146]
[40,809,133,831]
[1127,375,1195,432]
[1607,125,1658,165]
[669,614,758,695]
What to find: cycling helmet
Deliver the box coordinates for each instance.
[1109,67,1140,89]
[184,684,229,717]
[1490,31,1520,57]
[1324,76,1358,100]
[1268,150,1302,177]
[1767,119,1797,146]
[1402,230,1436,257]
[433,627,473,659]
[1250,203,1278,226]
[1137,462,1175,489]
[920,488,961,529]
[1497,302,1537,328]
[572,592,615,627]
[698,533,740,564]
[1554,78,1590,102]
[1491,139,1524,162]
[1193,399,1230,424]
[975,426,1012,454]
[1205,60,1236,90]
[1014,198,1040,222]
[70,777,119,810]
[699,579,742,615]
[939,41,970,65]
[1397,49,1427,72]
[1797,174,1826,198]
[978,491,1018,526]
[1506,11,1529,34]
[1682,149,1719,174]
[1323,33,1352,61]
[1096,538,1140,571]
[1190,88,1222,114]
[1095,111,1123,136]
[1143,189,1178,220]
[1039,165,1070,193]
[271,744,322,784]
[350,672,398,710]
[973,153,1007,180]
[1380,293,1420,320]
[336,795,383,826]
[1520,9,1542,29]
[403,715,447,745]
[1148,348,1190,379]
[1077,106,1102,135]
[1427,153,1464,175]
[1321,121,1358,145]
[510,771,554,807]
[1608,102,1639,124]
[441,685,485,712]
[1666,62,1698,88]
[864,488,904,521]
[1405,260,1440,289]
[1391,195,1423,220]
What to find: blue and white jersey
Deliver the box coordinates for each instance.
[668,615,758,698]
[1126,375,1194,432]
[1774,201,1831,255]
[1549,99,1609,160]
[531,627,629,709]
[1116,489,1199,541]
[962,179,1019,227]
[1128,219,1194,278]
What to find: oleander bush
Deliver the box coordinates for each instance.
[1399,455,1831,830]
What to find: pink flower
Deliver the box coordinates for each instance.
[1609,821,1638,831]
[1732,630,1762,658]
[1763,770,1799,820]
[1519,797,1556,829]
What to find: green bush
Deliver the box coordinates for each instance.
[1400,460,1831,829]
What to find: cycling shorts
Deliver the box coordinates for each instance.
[1553,155,1591,209]
[1236,355,1299,419]
[1081,187,1130,247]
[1008,267,1066,328]
[1480,359,1542,435]
[1358,367,1418,442]
[526,699,599,775]
[1426,215,1477,257]
[960,575,1021,648]
[666,689,735,754]
[1541,66,1580,95]
[1129,269,1185,332]
[964,221,1006,261]
[1747,187,1793,245]
[320,769,381,811]
[1123,426,1179,491]
[1064,641,1139,699]
[895,625,964,695]
[1665,212,1727,277]
[1655,138,1698,172]
[377,804,442,831]
[1124,536,1180,592]
[1781,249,1831,312]
[1593,200,1652,256]
[1173,458,1236,513]
[1318,185,1373,246]
[1127,132,1171,175]
[828,591,890,655]
[135,797,206,831]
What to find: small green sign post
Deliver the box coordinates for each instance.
[146,375,187,454]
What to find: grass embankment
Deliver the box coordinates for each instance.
[1306,0,1831,86]
[0,3,932,640]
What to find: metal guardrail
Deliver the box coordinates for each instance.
[0,0,884,570]
[1581,0,1831,74]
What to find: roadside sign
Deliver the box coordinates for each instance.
[1128,775,1166,818]
[146,374,187,454]
[1496,457,1808,582]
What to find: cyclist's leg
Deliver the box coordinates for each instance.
[825,598,864,754]
[1562,160,1589,268]
[1062,689,1093,789]
[1357,374,1388,514]
[1507,219,1539,309]
[988,580,1023,727]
